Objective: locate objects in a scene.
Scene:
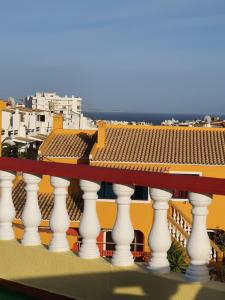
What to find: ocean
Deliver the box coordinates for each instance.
[84,112,225,125]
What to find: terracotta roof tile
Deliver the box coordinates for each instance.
[91,162,170,172]
[40,132,97,158]
[13,180,83,221]
[93,126,225,165]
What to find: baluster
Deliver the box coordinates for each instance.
[209,248,213,260]
[183,220,187,232]
[0,171,16,240]
[168,222,172,233]
[181,217,185,230]
[21,173,42,246]
[172,225,176,237]
[176,212,180,224]
[111,184,134,266]
[213,249,217,262]
[79,180,101,259]
[172,208,176,221]
[175,229,180,241]
[187,224,191,235]
[179,234,183,244]
[185,192,212,282]
[183,238,187,248]
[49,176,70,252]
[148,188,172,274]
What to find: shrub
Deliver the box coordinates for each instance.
[168,240,188,272]
[211,230,225,253]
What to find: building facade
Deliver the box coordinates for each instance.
[24,92,95,129]
[9,121,225,260]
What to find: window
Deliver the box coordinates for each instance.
[40,115,45,122]
[170,172,201,200]
[98,182,148,201]
[98,182,115,199]
[131,186,148,201]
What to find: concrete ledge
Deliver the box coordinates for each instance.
[0,240,224,300]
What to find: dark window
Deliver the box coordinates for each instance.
[172,190,188,199]
[172,173,199,199]
[98,182,115,199]
[40,115,45,122]
[105,231,115,251]
[131,186,148,201]
[98,182,148,201]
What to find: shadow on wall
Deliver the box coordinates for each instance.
[10,269,225,300]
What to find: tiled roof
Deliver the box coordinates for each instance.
[13,180,83,221]
[91,162,170,172]
[93,126,225,165]
[40,131,97,158]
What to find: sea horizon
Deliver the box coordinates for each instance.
[84,111,225,125]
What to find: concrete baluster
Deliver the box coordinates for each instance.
[22,173,42,245]
[49,176,70,252]
[111,184,134,266]
[185,192,212,282]
[79,180,101,259]
[148,188,173,273]
[0,171,16,240]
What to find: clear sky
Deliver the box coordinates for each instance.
[0,0,225,114]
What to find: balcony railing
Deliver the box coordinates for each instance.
[0,157,225,284]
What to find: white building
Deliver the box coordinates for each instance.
[24,92,88,129]
[2,106,52,154]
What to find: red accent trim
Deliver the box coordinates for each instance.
[66,228,78,236]
[0,157,225,195]
[97,232,104,252]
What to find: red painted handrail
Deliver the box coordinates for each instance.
[0,157,225,195]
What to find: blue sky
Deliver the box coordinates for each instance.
[0,0,225,113]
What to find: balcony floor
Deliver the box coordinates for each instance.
[0,240,224,300]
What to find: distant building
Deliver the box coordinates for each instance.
[24,92,95,129]
[1,106,51,154]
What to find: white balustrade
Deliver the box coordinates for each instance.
[79,180,101,259]
[148,188,173,273]
[21,173,42,246]
[0,171,16,240]
[49,176,70,252]
[111,184,134,266]
[185,192,212,282]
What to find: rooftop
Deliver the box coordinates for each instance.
[13,180,83,221]
[92,124,225,165]
[39,130,96,159]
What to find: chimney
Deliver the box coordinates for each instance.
[53,114,63,130]
[97,120,106,148]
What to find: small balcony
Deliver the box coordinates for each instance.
[0,157,224,300]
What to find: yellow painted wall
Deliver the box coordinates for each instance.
[165,163,225,230]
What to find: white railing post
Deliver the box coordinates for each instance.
[21,173,42,246]
[79,180,101,259]
[49,176,70,252]
[111,184,134,266]
[148,188,173,273]
[185,192,212,282]
[0,171,16,240]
